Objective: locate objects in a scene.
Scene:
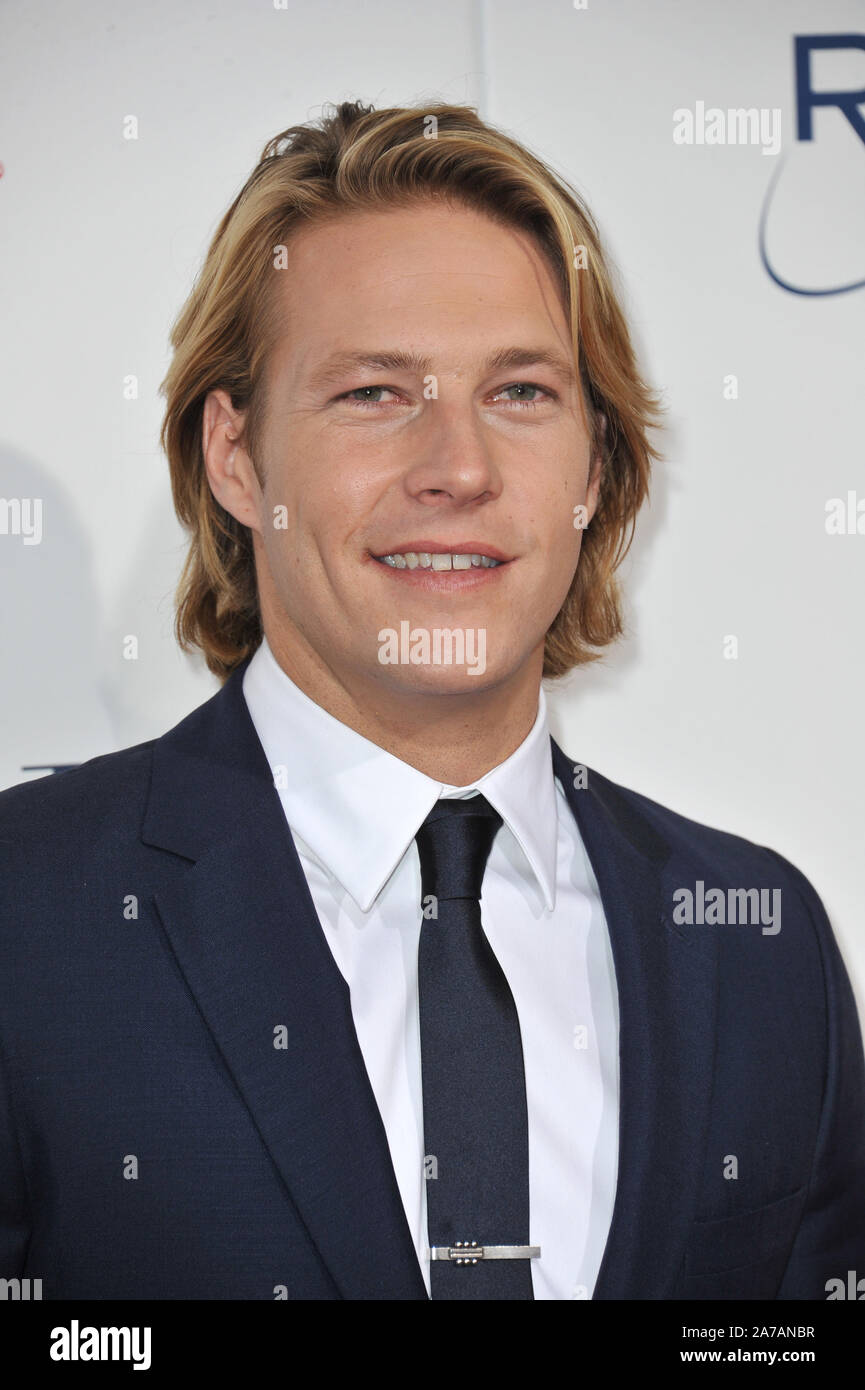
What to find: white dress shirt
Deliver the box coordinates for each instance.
[243,636,619,1299]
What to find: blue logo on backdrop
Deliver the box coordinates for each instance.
[760,34,865,295]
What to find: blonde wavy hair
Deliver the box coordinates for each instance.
[160,99,663,681]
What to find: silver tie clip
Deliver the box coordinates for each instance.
[429,1240,541,1265]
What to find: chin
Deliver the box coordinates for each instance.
[373,641,536,696]
[373,664,501,696]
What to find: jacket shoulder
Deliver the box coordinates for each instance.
[0,670,237,855]
[0,739,157,845]
[567,756,811,888]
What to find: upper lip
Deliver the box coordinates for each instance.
[371,541,512,562]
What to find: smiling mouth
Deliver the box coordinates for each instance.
[374,550,505,571]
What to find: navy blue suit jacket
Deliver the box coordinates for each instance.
[1,657,863,1299]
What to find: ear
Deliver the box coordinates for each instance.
[201,388,263,534]
[585,413,606,524]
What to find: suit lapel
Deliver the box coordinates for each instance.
[142,660,427,1300]
[551,739,718,1298]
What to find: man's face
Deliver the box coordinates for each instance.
[226,198,601,697]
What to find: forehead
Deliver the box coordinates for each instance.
[266,198,573,382]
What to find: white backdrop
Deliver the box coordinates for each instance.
[2,0,863,1018]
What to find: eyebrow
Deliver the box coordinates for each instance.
[305,346,578,391]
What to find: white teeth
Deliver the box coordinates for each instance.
[376,550,502,568]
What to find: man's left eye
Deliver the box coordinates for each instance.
[496,382,553,407]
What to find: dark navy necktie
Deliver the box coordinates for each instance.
[415,795,535,1299]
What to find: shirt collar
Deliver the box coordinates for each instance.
[242,636,558,913]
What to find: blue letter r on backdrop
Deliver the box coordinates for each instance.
[795,34,865,145]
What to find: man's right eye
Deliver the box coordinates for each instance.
[337,385,402,407]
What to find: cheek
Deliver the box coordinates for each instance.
[262,496,367,603]
[541,504,586,608]
[545,485,585,567]
[260,468,322,555]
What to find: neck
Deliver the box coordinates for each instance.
[262,627,544,785]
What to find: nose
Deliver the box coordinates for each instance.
[401,395,503,508]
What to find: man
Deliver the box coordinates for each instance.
[1,100,863,1301]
